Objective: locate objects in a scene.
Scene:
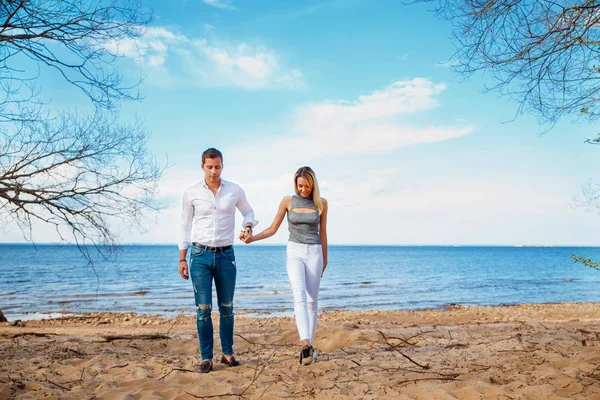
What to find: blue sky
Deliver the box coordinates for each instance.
[5,0,600,245]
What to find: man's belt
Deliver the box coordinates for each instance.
[192,243,233,252]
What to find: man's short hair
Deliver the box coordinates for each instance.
[202,148,223,165]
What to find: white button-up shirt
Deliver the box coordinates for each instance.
[179,179,258,250]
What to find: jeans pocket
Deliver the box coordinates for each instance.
[191,246,206,259]
[221,248,235,261]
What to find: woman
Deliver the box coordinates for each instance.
[241,166,328,365]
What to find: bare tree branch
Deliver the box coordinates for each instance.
[0,111,162,260]
[0,0,152,113]
[0,1,161,262]
[413,0,600,252]
[415,0,600,126]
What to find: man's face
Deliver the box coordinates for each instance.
[202,157,223,184]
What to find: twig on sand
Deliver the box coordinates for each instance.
[258,382,276,398]
[184,392,238,399]
[43,374,71,391]
[239,350,277,398]
[377,330,430,369]
[279,389,316,398]
[157,368,196,381]
[235,333,293,347]
[2,332,57,338]
[165,319,177,335]
[185,351,277,399]
[471,363,492,371]
[384,334,420,346]
[397,376,460,386]
[278,369,294,383]
[98,334,170,342]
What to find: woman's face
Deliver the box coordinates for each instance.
[296,176,312,198]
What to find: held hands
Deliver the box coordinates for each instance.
[239,226,254,244]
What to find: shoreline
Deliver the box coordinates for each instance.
[2,302,600,399]
[3,300,600,322]
[2,300,600,324]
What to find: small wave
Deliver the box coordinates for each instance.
[3,279,29,284]
[72,293,127,298]
[338,281,375,287]
[53,299,94,305]
[236,306,294,313]
[71,291,151,299]
[236,290,291,297]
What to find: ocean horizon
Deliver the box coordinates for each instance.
[1,244,599,321]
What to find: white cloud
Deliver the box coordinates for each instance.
[187,40,303,89]
[106,26,302,89]
[298,78,446,128]
[435,58,460,68]
[5,167,597,246]
[229,79,473,161]
[104,27,188,68]
[202,0,237,10]
[129,166,599,246]
[319,175,592,245]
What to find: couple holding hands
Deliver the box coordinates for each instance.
[178,148,328,373]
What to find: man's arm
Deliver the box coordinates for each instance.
[179,189,193,280]
[236,187,258,229]
[244,197,289,243]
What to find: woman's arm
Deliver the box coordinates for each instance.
[320,198,328,273]
[246,197,291,243]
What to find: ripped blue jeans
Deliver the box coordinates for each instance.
[190,245,237,360]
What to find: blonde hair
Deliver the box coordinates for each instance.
[294,166,323,215]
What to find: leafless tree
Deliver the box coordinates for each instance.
[0,0,150,114]
[0,0,162,258]
[416,0,600,264]
[0,112,161,256]
[419,0,600,126]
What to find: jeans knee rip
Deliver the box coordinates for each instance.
[196,304,211,321]
[220,301,234,317]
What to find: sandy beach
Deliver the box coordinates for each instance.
[1,302,599,399]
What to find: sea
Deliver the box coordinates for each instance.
[1,244,599,320]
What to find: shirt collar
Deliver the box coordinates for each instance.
[201,179,225,189]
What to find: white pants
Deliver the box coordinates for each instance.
[286,241,323,345]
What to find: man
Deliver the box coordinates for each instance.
[178,148,257,373]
